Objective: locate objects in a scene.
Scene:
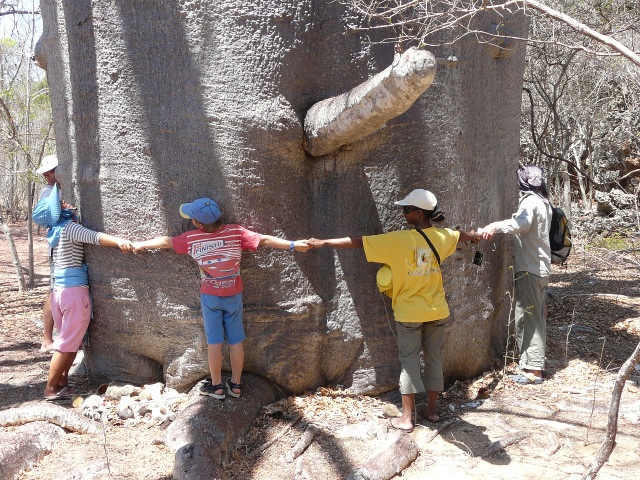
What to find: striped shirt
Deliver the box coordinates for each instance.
[52,222,101,270]
[172,224,261,296]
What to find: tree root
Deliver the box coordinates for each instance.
[284,422,319,463]
[248,414,301,458]
[0,421,64,480]
[481,431,531,457]
[347,433,418,480]
[424,417,459,443]
[0,401,102,434]
[545,431,561,458]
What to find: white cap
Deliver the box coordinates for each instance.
[394,189,437,210]
[35,155,58,174]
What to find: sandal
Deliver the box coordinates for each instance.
[199,381,225,400]
[226,378,241,398]
[508,373,543,385]
[44,385,77,401]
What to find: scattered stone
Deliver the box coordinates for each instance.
[105,384,142,399]
[142,383,165,402]
[151,405,174,424]
[380,404,401,418]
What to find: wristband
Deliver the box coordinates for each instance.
[289,240,295,251]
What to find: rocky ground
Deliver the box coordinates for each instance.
[1,221,639,480]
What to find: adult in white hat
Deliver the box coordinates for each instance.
[36,155,60,202]
[309,189,480,432]
[32,185,133,399]
[35,155,61,353]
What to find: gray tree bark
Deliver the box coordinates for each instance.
[38,0,528,396]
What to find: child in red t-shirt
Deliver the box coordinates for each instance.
[133,198,310,399]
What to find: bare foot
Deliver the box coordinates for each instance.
[389,417,414,433]
[422,411,440,422]
[40,342,54,354]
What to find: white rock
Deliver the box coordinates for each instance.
[151,405,171,424]
[144,383,164,402]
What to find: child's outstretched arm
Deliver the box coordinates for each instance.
[308,237,363,248]
[98,233,134,253]
[133,236,174,252]
[260,235,311,252]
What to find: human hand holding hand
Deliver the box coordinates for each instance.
[293,240,311,252]
[478,225,497,241]
[132,242,146,253]
[117,239,134,253]
[306,238,324,248]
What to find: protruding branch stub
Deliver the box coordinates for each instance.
[303,47,437,157]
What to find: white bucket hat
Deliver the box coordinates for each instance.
[394,189,437,210]
[35,155,58,174]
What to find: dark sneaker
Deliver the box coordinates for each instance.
[199,381,225,400]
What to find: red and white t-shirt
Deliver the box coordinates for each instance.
[172,224,262,296]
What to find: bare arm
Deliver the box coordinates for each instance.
[458,231,480,244]
[308,237,364,248]
[259,235,311,252]
[132,236,174,252]
[98,233,134,253]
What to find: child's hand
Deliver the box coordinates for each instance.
[293,240,311,252]
[306,238,324,248]
[132,242,146,253]
[117,240,134,253]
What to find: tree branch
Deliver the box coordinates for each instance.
[582,341,640,480]
[304,47,436,157]
[517,0,640,67]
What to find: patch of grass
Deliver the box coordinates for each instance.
[590,236,635,251]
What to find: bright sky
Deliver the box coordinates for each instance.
[0,1,41,41]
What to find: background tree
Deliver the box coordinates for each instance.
[0,0,53,287]
[519,1,640,223]
[342,0,640,221]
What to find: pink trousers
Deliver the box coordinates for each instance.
[51,286,91,352]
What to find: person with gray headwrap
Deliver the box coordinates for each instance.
[478,165,553,385]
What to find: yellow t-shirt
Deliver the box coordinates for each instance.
[363,228,460,322]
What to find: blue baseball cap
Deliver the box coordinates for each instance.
[179,198,221,224]
[32,184,61,227]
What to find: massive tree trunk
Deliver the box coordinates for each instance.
[37,0,527,395]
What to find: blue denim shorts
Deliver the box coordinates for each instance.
[201,293,245,345]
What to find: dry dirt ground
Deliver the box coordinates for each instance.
[1,221,640,480]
